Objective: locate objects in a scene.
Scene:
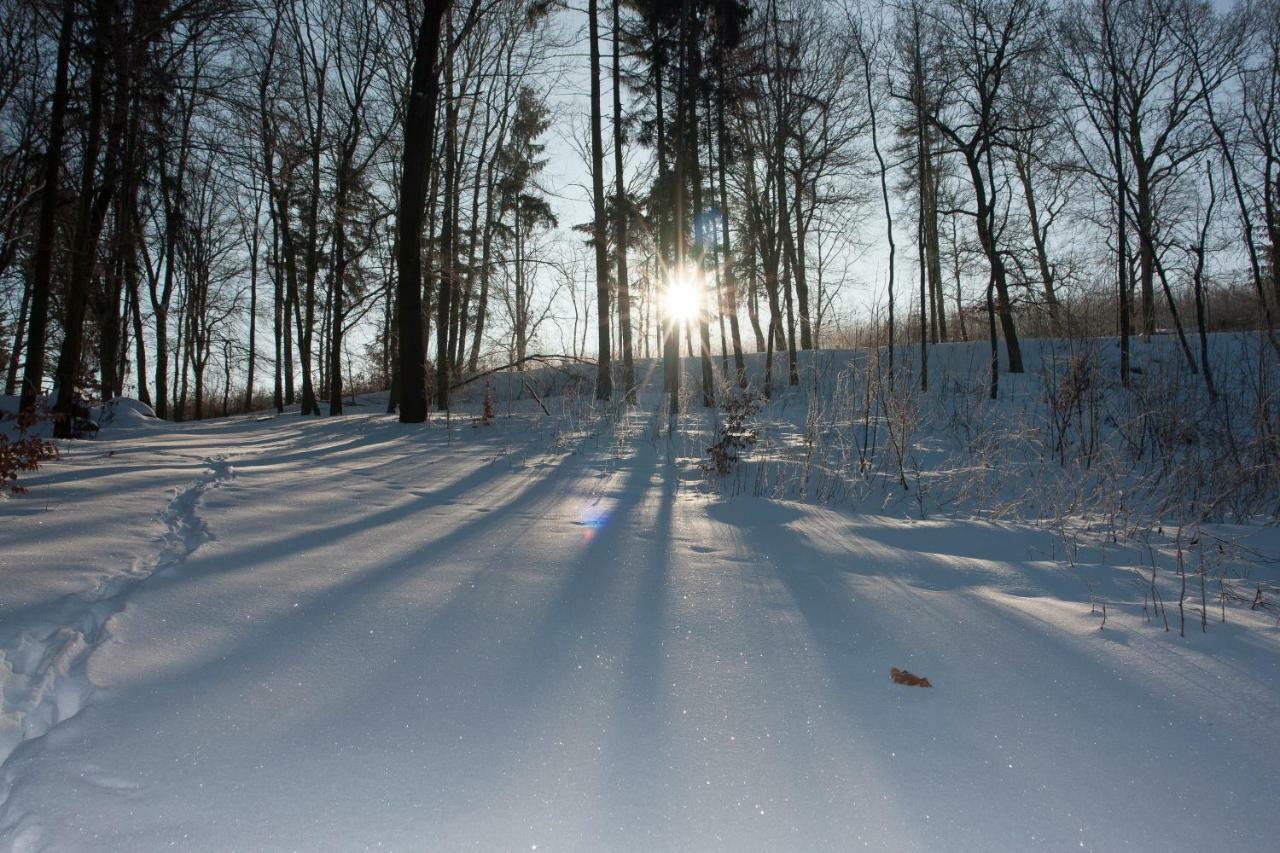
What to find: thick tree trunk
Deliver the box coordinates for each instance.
[54,0,120,437]
[396,0,450,423]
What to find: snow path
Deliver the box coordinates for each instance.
[0,455,232,795]
[1,409,1278,851]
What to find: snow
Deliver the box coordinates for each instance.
[2,346,1279,851]
[92,398,158,428]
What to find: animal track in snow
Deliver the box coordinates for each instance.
[0,457,233,817]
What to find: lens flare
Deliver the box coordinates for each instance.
[662,267,703,325]
[577,500,612,543]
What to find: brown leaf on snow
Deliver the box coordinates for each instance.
[890,667,932,688]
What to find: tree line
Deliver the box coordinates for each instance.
[0,0,1276,431]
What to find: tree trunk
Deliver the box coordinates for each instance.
[964,148,1023,374]
[1014,150,1060,329]
[590,0,613,401]
[54,0,119,437]
[861,37,895,377]
[613,0,635,403]
[1192,171,1218,402]
[396,0,450,423]
[787,166,812,350]
[328,205,346,415]
[1133,163,1156,337]
[435,24,458,412]
[245,196,261,411]
[1110,53,1131,387]
[924,143,946,342]
[918,207,928,392]
[715,62,746,386]
[950,218,969,342]
[6,277,30,397]
[468,172,496,372]
[18,0,73,416]
[128,251,150,406]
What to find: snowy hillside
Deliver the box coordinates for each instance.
[2,339,1279,852]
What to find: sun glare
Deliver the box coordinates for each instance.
[662,268,703,324]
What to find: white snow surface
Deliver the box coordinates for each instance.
[2,376,1279,851]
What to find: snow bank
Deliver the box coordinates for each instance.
[93,397,158,430]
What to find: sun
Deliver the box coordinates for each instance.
[662,267,703,325]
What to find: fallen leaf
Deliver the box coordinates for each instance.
[891,667,932,688]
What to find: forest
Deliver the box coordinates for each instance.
[4,2,1280,848]
[0,0,1276,431]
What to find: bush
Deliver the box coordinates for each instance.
[702,391,761,476]
[0,409,58,495]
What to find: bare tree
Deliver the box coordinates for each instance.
[922,0,1041,378]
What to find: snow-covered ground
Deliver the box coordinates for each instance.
[2,346,1279,851]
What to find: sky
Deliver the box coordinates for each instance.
[518,5,894,359]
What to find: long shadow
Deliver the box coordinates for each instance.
[309,416,667,715]
[115,441,583,700]
[703,500,892,722]
[48,416,683,840]
[143,443,548,593]
[840,517,1060,566]
[2,416,528,657]
[205,418,429,472]
[271,416,677,829]
[11,459,210,491]
[7,414,548,654]
[699,499,1140,779]
[599,442,677,834]
[499,417,671,696]
[712,504,1280,852]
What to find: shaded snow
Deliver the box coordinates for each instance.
[0,375,1277,851]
